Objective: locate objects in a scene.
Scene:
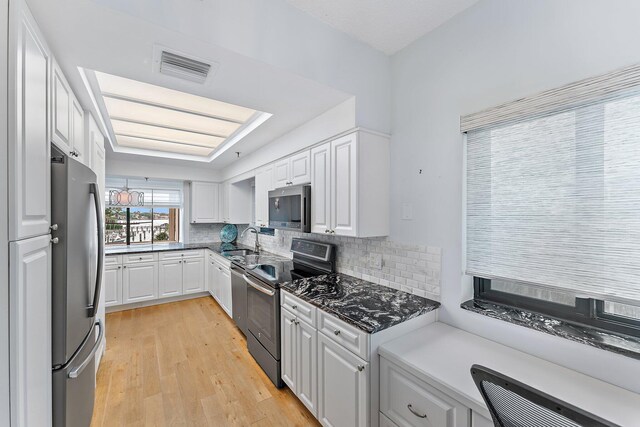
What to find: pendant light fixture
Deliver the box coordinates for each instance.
[108,179,144,206]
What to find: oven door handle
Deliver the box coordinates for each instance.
[243,274,275,296]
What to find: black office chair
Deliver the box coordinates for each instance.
[470,365,619,427]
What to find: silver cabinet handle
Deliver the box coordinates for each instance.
[51,237,59,244]
[407,404,427,419]
[334,329,341,336]
[357,365,365,372]
[49,224,58,231]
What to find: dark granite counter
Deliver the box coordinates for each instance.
[462,300,640,360]
[281,273,440,334]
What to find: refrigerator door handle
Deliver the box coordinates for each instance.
[88,183,104,318]
[68,320,103,379]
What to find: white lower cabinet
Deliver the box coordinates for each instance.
[380,357,469,427]
[207,252,233,317]
[281,308,298,393]
[183,258,205,294]
[122,262,158,304]
[318,332,369,427]
[9,235,51,427]
[471,412,493,427]
[158,259,183,297]
[103,264,122,307]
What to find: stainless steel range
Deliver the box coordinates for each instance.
[245,238,335,387]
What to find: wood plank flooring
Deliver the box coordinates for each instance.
[91,297,320,427]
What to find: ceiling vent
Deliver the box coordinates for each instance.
[156,49,213,84]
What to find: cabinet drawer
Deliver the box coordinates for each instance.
[159,250,204,260]
[281,291,316,328]
[104,255,121,266]
[123,253,158,264]
[318,310,369,361]
[380,412,399,427]
[380,358,469,427]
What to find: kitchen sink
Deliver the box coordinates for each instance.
[223,249,256,256]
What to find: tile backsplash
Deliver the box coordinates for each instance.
[237,226,441,301]
[188,223,226,243]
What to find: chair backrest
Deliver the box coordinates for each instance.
[470,365,619,427]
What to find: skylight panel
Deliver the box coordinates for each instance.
[95,71,256,122]
[110,120,224,148]
[116,135,214,156]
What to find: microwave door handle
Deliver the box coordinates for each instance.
[88,183,103,318]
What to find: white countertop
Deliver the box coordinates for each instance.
[378,322,640,425]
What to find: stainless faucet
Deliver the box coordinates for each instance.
[240,226,261,253]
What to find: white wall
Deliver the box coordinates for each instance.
[222,97,356,180]
[106,158,222,183]
[391,0,640,392]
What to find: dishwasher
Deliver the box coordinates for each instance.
[230,265,248,336]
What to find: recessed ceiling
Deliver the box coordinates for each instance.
[93,71,270,161]
[285,0,479,54]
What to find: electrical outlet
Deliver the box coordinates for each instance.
[401,203,413,220]
[369,253,383,270]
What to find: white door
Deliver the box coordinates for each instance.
[103,265,122,307]
[297,319,318,416]
[206,257,216,297]
[281,309,297,392]
[219,182,229,223]
[190,182,219,223]
[8,2,51,241]
[273,158,290,188]
[9,235,51,427]
[289,151,311,185]
[70,95,85,164]
[254,166,272,227]
[183,258,205,294]
[219,266,233,317]
[51,59,71,153]
[331,134,358,237]
[158,259,183,297]
[310,142,331,234]
[318,333,368,427]
[123,262,158,303]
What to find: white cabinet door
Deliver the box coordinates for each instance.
[289,150,311,185]
[183,258,205,294]
[103,265,122,307]
[273,158,290,188]
[318,333,368,427]
[219,265,233,317]
[331,134,358,237]
[70,95,85,163]
[8,2,50,241]
[219,182,229,223]
[297,318,318,416]
[51,59,71,153]
[158,259,183,297]
[206,257,217,297]
[123,262,158,303]
[254,165,272,227]
[190,182,220,223]
[9,235,51,427]
[281,308,297,392]
[310,142,331,234]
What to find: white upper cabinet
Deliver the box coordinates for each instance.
[51,58,71,153]
[273,150,311,188]
[222,179,252,224]
[190,181,220,223]
[254,164,274,227]
[8,0,51,241]
[70,94,85,163]
[311,131,390,238]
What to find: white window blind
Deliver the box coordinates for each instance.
[465,67,640,306]
[105,177,183,208]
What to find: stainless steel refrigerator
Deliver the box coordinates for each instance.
[51,145,104,427]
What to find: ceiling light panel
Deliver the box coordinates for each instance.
[116,135,214,156]
[110,120,224,148]
[95,71,256,122]
[103,97,241,136]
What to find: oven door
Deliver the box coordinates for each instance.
[245,274,280,359]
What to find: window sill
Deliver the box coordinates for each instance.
[461,299,640,361]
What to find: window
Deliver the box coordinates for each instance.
[105,177,183,245]
[464,65,640,337]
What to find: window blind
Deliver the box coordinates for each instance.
[105,177,183,208]
[466,83,640,306]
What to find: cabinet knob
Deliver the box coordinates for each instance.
[50,224,58,231]
[292,305,297,310]
[334,329,341,336]
[139,257,142,260]
[51,237,59,244]
[179,260,182,264]
[325,229,329,233]
[294,320,300,325]
[357,365,365,372]
[123,266,127,268]
[407,404,427,419]
[330,230,335,234]
[118,266,121,269]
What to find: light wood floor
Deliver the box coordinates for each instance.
[91,297,320,427]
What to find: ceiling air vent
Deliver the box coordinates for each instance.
[159,51,211,84]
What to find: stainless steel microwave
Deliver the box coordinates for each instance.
[268,185,311,233]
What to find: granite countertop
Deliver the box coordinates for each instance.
[281,273,440,334]
[462,300,640,360]
[105,241,290,266]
